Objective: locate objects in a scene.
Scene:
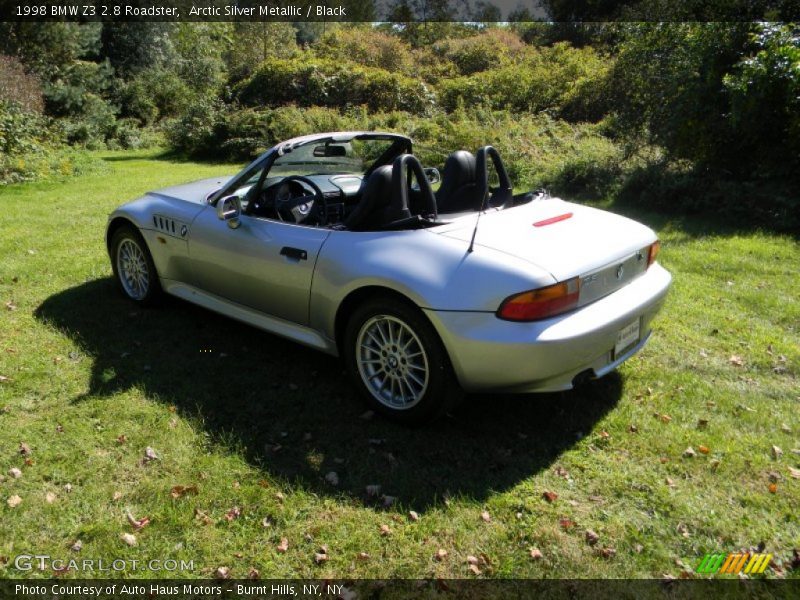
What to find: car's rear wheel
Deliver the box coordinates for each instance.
[110,225,162,306]
[343,296,461,424]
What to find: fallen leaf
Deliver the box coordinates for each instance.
[542,491,558,503]
[553,465,569,478]
[659,457,670,464]
[599,430,610,439]
[126,510,150,530]
[729,355,744,367]
[7,495,22,508]
[529,547,543,560]
[435,548,448,561]
[170,484,199,499]
[772,445,783,459]
[120,533,136,546]
[468,564,482,575]
[408,510,420,522]
[70,540,82,552]
[248,567,260,579]
[559,518,576,529]
[585,529,600,546]
[224,506,241,521]
[45,492,57,503]
[314,552,328,564]
[788,467,800,479]
[599,547,617,559]
[659,414,672,424]
[194,508,212,525]
[683,447,697,458]
[55,424,64,433]
[781,423,791,434]
[276,538,289,553]
[214,566,230,579]
[480,510,492,523]
[117,435,127,444]
[710,459,721,471]
[665,477,675,487]
[19,442,31,456]
[357,552,370,560]
[275,492,285,502]
[8,467,21,479]
[0,376,11,383]
[698,445,710,455]
[628,424,638,433]
[63,483,72,493]
[634,544,644,553]
[379,524,391,536]
[112,491,123,501]
[5,301,16,311]
[768,483,778,494]
[143,446,159,462]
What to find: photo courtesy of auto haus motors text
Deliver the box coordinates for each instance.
[15,583,346,597]
[0,1,798,599]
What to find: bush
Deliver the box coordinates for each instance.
[235,56,436,115]
[118,68,192,125]
[316,27,413,73]
[0,55,44,113]
[433,28,525,75]
[438,43,612,121]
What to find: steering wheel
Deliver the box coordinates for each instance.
[274,175,328,225]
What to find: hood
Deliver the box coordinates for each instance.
[147,176,234,205]
[435,198,657,281]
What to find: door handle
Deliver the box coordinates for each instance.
[280,246,308,261]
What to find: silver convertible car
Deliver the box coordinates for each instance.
[106,131,671,423]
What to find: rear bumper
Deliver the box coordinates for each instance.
[424,263,672,393]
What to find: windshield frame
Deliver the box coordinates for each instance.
[209,132,411,206]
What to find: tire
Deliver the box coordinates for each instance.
[110,225,163,306]
[343,296,462,424]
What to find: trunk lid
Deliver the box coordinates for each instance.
[435,198,657,300]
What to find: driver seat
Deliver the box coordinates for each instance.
[344,166,411,231]
[435,150,483,213]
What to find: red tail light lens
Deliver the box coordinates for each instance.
[497,278,581,322]
[647,240,661,267]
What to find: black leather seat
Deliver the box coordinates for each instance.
[435,151,483,213]
[344,165,411,231]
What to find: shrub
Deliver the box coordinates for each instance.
[433,28,525,75]
[235,56,436,115]
[438,43,612,122]
[0,55,44,113]
[316,27,413,73]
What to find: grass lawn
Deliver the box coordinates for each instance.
[0,148,798,580]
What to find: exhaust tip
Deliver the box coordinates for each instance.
[571,369,595,388]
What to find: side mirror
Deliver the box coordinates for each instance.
[423,167,441,186]
[216,195,242,229]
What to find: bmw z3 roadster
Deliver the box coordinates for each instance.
[106,132,671,423]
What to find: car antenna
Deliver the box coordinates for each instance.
[467,175,489,254]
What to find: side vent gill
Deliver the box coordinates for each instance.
[152,214,187,238]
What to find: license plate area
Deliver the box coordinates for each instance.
[614,318,641,359]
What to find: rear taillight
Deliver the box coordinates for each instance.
[497,277,581,322]
[647,240,661,267]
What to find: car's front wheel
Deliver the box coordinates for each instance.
[110,225,162,306]
[343,296,461,424]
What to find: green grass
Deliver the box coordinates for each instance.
[0,148,798,579]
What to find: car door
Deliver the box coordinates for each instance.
[187,205,330,325]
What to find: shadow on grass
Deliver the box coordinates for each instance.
[35,278,622,510]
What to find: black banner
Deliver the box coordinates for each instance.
[1,0,800,22]
[1,579,799,600]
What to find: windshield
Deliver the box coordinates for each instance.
[267,136,398,179]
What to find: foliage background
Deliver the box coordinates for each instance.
[1,21,798,230]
